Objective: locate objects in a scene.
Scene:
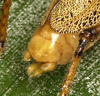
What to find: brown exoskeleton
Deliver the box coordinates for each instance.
[0,0,11,55]
[24,0,100,96]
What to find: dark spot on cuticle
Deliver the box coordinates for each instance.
[97,15,99,18]
[65,16,68,18]
[89,17,91,20]
[82,22,86,26]
[94,17,96,21]
[88,0,91,3]
[61,17,64,21]
[70,12,73,17]
[0,41,4,48]
[66,23,68,26]
[74,21,78,25]
[93,11,97,16]
[2,42,4,47]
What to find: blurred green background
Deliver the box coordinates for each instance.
[0,0,100,96]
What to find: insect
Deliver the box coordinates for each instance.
[24,0,100,96]
[0,0,11,55]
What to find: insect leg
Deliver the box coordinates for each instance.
[0,0,11,55]
[59,25,100,96]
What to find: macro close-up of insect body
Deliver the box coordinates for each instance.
[0,0,100,96]
[24,0,100,96]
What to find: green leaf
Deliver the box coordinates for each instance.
[0,0,100,96]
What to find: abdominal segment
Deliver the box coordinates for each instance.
[28,21,79,65]
[24,21,79,77]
